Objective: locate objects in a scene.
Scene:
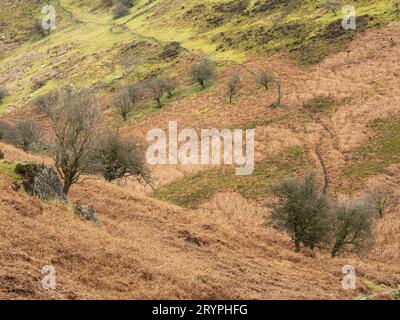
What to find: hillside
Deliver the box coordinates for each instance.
[1,0,400,300]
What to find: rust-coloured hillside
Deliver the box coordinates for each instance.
[1,0,400,300]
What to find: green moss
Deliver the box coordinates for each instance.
[154,145,311,208]
[0,161,19,182]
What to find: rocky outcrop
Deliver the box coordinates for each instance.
[14,163,67,203]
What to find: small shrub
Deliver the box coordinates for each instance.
[366,187,395,219]
[252,69,274,91]
[31,78,47,92]
[189,57,215,89]
[226,74,241,104]
[145,78,165,108]
[87,133,152,185]
[330,199,375,257]
[268,173,332,252]
[0,87,8,104]
[304,95,336,113]
[3,119,43,152]
[31,20,48,38]
[113,84,141,121]
[162,77,178,98]
[113,3,130,19]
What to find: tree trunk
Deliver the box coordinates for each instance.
[275,80,281,107]
[63,181,72,196]
[294,239,301,253]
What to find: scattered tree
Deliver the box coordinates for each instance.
[226,74,241,104]
[162,77,178,98]
[113,85,141,121]
[87,133,152,185]
[35,86,101,196]
[367,187,395,219]
[3,119,42,152]
[0,87,8,104]
[252,69,274,92]
[268,173,332,252]
[31,20,48,38]
[189,57,215,89]
[145,79,165,108]
[330,199,375,257]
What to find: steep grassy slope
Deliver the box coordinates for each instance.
[1,143,400,300]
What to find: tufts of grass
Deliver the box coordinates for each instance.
[154,145,311,208]
[303,95,344,113]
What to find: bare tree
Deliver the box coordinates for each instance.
[251,69,274,92]
[367,187,395,219]
[226,74,241,104]
[87,132,152,185]
[35,86,100,195]
[3,119,42,152]
[145,79,165,108]
[113,84,141,121]
[162,77,178,98]
[189,57,215,89]
[330,199,374,257]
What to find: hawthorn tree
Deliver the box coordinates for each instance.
[189,57,215,89]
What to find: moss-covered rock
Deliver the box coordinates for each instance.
[14,163,67,202]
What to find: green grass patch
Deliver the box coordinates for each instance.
[343,117,400,181]
[356,279,400,300]
[154,145,311,208]
[0,161,19,181]
[303,95,350,113]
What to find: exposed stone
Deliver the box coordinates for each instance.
[14,163,67,202]
[74,204,100,226]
